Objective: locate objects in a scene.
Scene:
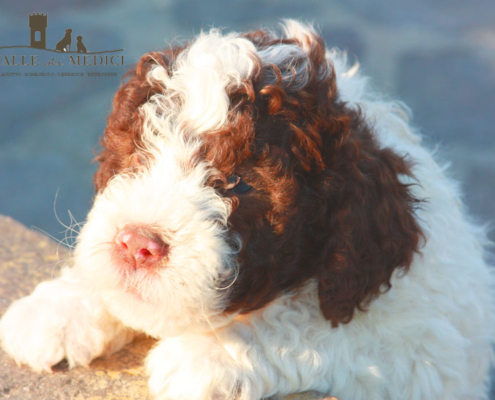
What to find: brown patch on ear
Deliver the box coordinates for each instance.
[316,110,424,327]
[93,48,185,192]
[219,28,424,326]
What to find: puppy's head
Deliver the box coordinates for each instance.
[76,21,422,337]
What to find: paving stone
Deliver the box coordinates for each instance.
[0,216,332,400]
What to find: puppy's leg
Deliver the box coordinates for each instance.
[144,301,382,400]
[0,267,134,372]
[146,331,272,400]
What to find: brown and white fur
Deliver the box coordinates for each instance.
[1,20,494,400]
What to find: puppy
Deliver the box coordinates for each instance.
[55,28,72,52]
[1,21,494,400]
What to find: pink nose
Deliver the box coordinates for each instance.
[115,225,169,270]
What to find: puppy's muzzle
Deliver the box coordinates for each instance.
[114,225,169,271]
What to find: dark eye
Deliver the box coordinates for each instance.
[226,175,253,194]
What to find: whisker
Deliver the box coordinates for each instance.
[31,225,67,247]
[215,268,239,291]
[200,302,221,342]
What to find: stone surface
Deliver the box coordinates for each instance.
[0,215,331,400]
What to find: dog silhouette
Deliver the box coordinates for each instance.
[55,29,72,52]
[76,36,87,53]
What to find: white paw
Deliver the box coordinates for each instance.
[0,276,134,372]
[146,335,263,400]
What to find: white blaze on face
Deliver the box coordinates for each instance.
[142,29,259,144]
[75,137,237,338]
[74,29,262,338]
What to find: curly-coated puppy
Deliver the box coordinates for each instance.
[1,21,494,400]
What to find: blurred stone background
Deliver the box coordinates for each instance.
[0,0,494,397]
[0,0,494,246]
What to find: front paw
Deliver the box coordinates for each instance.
[0,291,65,372]
[0,278,132,372]
[146,335,263,400]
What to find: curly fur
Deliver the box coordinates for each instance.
[1,20,494,400]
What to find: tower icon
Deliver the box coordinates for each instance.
[29,13,47,49]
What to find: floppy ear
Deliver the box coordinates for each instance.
[316,113,423,327]
[239,21,423,326]
[93,49,184,192]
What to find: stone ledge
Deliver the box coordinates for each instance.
[0,216,334,400]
